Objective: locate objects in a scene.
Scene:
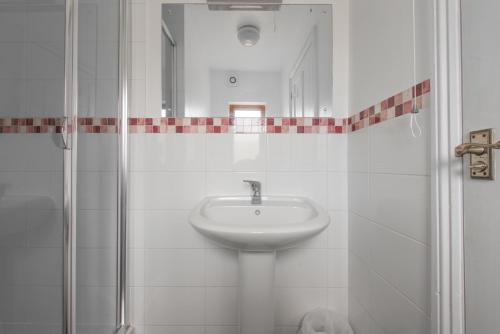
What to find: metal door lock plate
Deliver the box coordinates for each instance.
[470,129,495,180]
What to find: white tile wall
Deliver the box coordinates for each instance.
[126,3,349,334]
[128,132,349,333]
[347,115,431,334]
[348,0,433,331]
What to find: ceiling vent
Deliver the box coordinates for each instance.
[207,0,282,11]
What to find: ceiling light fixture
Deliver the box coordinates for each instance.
[237,25,260,47]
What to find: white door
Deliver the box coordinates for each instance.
[460,0,500,332]
[289,30,318,117]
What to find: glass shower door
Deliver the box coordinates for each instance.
[0,0,124,333]
[0,1,66,333]
[76,0,120,333]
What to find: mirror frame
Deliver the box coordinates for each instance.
[144,0,348,120]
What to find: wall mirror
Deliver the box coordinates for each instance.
[159,3,333,118]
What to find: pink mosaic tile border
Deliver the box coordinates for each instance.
[0,80,430,134]
[346,79,431,132]
[128,117,347,134]
[0,118,65,134]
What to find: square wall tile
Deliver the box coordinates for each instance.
[144,287,205,325]
[328,172,348,211]
[206,134,266,171]
[137,210,205,249]
[327,249,348,287]
[267,171,328,208]
[144,249,204,287]
[276,249,328,288]
[347,129,370,173]
[129,171,205,210]
[327,134,348,172]
[205,287,239,325]
[327,211,348,249]
[266,134,292,171]
[131,134,206,172]
[145,326,204,334]
[289,134,328,171]
[205,326,239,334]
[267,134,328,172]
[205,248,239,287]
[275,288,328,326]
[206,171,266,197]
[327,288,348,317]
[370,111,430,175]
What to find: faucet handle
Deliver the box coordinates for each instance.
[243,180,261,190]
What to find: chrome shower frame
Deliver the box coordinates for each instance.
[63,1,78,334]
[116,0,130,332]
[62,0,130,333]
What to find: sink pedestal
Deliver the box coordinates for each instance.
[190,196,330,333]
[239,251,276,334]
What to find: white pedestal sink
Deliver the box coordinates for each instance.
[189,196,330,334]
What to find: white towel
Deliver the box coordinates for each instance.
[297,308,354,334]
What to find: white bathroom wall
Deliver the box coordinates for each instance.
[347,0,433,333]
[127,132,348,334]
[210,70,282,116]
[128,2,349,334]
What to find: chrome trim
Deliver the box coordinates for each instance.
[63,0,78,334]
[117,0,129,329]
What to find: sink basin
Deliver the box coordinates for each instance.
[189,196,330,251]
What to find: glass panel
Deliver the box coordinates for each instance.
[76,0,119,333]
[0,1,66,333]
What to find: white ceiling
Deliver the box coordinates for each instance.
[181,4,332,73]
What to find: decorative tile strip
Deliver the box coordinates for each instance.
[348,79,431,133]
[0,118,64,134]
[128,117,347,134]
[77,117,119,134]
[0,79,430,135]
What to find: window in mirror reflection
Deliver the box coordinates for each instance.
[229,104,266,118]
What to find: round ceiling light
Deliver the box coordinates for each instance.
[237,25,260,47]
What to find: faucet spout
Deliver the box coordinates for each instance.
[243,180,262,205]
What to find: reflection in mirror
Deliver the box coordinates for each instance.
[161,4,333,118]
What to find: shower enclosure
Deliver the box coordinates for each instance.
[0,1,129,333]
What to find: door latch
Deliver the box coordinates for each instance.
[455,129,499,180]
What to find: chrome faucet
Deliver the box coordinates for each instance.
[243,180,262,205]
